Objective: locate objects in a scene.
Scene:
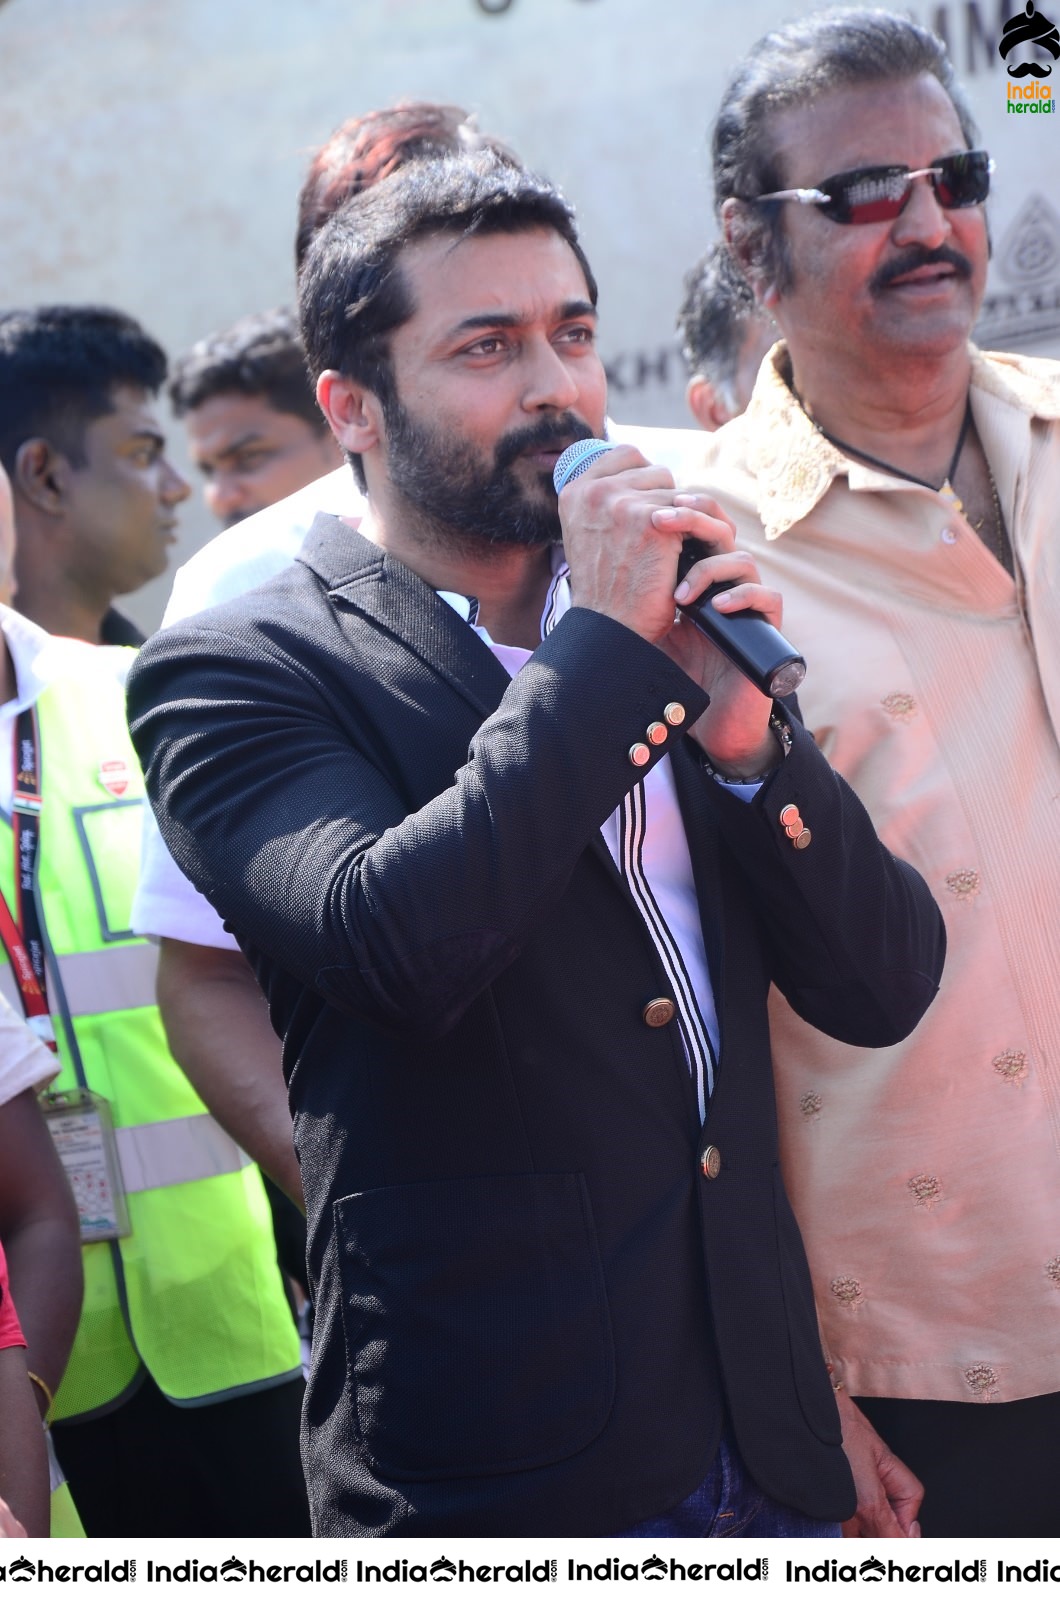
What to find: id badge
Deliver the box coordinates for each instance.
[39,1088,131,1242]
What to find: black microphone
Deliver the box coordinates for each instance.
[553,438,806,698]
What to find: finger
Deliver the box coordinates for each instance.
[652,506,736,546]
[710,583,783,629]
[672,491,736,533]
[673,550,761,600]
[880,1458,924,1536]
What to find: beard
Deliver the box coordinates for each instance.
[382,399,594,552]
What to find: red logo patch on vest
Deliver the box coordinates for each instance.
[98,759,130,798]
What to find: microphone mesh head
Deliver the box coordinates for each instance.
[552,437,613,492]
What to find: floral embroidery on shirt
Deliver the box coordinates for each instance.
[830,1275,863,1308]
[800,1091,823,1120]
[1045,1257,1060,1288]
[945,869,981,902]
[745,362,847,540]
[993,1049,1029,1086]
[964,1363,999,1400]
[908,1173,943,1208]
[881,692,917,723]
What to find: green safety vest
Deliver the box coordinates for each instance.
[0,653,300,1421]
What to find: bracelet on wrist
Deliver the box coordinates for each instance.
[27,1369,54,1420]
[698,712,793,785]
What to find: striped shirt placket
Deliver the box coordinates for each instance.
[544,563,717,1121]
[617,781,717,1122]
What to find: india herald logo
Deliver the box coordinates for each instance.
[1000,1,1060,75]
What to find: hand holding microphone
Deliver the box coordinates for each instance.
[554,438,805,699]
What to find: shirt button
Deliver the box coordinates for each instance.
[941,528,958,545]
[701,1145,722,1180]
[629,742,651,768]
[642,997,676,1027]
[646,721,668,746]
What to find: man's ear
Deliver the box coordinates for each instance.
[316,372,383,456]
[721,199,780,313]
[13,437,69,516]
[686,375,732,433]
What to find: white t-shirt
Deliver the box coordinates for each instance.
[131,428,710,951]
[0,988,58,1105]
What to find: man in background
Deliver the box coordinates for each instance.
[0,447,306,1535]
[701,5,1060,1536]
[677,244,775,430]
[0,306,189,645]
[169,306,342,530]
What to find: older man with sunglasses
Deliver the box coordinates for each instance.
[694,6,1060,1539]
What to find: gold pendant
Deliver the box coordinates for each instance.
[940,479,964,516]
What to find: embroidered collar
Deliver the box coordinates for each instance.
[744,343,1060,541]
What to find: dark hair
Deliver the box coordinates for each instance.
[295,102,521,272]
[168,305,325,433]
[299,151,597,488]
[677,243,767,404]
[712,6,980,293]
[0,304,167,473]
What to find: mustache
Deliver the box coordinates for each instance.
[1008,60,1053,76]
[493,414,595,473]
[871,245,974,293]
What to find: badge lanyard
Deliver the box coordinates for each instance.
[1,706,131,1238]
[0,707,56,1050]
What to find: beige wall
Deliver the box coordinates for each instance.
[0,0,1053,627]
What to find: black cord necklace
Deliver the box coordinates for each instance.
[798,393,974,513]
[796,389,1011,570]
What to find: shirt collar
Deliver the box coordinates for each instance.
[743,341,1060,541]
[0,604,108,716]
[437,545,571,646]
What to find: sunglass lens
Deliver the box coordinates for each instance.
[935,151,992,208]
[842,169,913,224]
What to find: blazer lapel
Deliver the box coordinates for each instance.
[298,514,512,722]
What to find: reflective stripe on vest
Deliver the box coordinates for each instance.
[115,1114,252,1194]
[0,941,158,1019]
[12,657,300,1421]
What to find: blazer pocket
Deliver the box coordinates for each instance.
[334,1171,615,1480]
[771,1167,843,1446]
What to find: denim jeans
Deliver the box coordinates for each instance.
[619,1427,844,1538]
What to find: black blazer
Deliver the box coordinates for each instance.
[128,516,945,1537]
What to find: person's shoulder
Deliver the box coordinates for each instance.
[163,468,363,626]
[138,513,366,665]
[974,347,1060,419]
[0,606,134,695]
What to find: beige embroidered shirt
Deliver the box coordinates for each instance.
[689,345,1060,1404]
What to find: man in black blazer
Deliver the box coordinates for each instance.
[127,153,945,1538]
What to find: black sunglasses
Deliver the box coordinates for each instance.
[750,150,994,226]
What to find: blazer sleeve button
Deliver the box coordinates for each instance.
[642,997,676,1027]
